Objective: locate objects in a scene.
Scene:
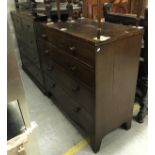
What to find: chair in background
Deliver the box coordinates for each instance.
[103,3,148,123]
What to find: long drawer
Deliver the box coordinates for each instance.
[43,59,94,115]
[39,39,95,88]
[21,55,43,85]
[36,23,95,67]
[19,41,40,68]
[12,14,22,31]
[12,13,37,50]
[22,20,37,50]
[22,18,34,34]
[45,75,94,134]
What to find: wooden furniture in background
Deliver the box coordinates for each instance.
[11,12,46,93]
[83,0,131,19]
[130,0,148,16]
[103,3,148,123]
[11,1,143,152]
[83,0,107,19]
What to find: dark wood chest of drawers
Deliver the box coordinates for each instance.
[12,12,143,153]
[11,11,46,92]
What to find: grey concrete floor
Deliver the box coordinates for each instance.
[20,70,148,155]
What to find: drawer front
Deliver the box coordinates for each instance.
[21,56,43,85]
[19,42,40,68]
[39,39,95,88]
[22,19,34,34]
[16,31,23,40]
[43,60,94,115]
[12,14,22,31]
[45,75,94,134]
[20,19,37,50]
[37,24,95,67]
[22,30,37,50]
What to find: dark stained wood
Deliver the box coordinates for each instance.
[11,11,46,93]
[94,34,142,152]
[41,54,95,115]
[38,38,95,88]
[37,18,143,46]
[44,74,94,134]
[12,10,143,153]
[36,26,95,67]
[35,18,143,152]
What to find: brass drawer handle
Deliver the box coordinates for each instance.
[74,106,81,113]
[42,34,47,38]
[72,85,80,92]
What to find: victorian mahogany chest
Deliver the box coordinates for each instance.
[12,11,143,152]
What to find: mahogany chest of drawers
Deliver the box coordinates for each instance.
[12,11,143,153]
[35,19,143,152]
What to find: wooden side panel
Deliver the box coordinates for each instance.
[95,43,115,136]
[95,34,142,141]
[112,35,142,124]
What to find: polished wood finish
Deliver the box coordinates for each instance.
[130,0,148,16]
[83,0,108,19]
[35,18,143,152]
[83,0,131,19]
[11,11,46,93]
[12,10,143,153]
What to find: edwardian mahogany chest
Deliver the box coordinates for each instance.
[12,11,143,152]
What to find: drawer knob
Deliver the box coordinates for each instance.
[44,50,49,54]
[72,85,80,92]
[69,46,76,55]
[51,82,56,88]
[70,66,77,72]
[47,65,54,71]
[74,106,81,113]
[69,46,76,52]
[42,34,47,38]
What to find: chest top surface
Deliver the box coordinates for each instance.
[40,18,143,46]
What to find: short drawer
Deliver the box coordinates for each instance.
[19,43,40,68]
[39,39,95,88]
[43,60,94,115]
[36,24,95,67]
[45,75,94,134]
[21,56,43,85]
